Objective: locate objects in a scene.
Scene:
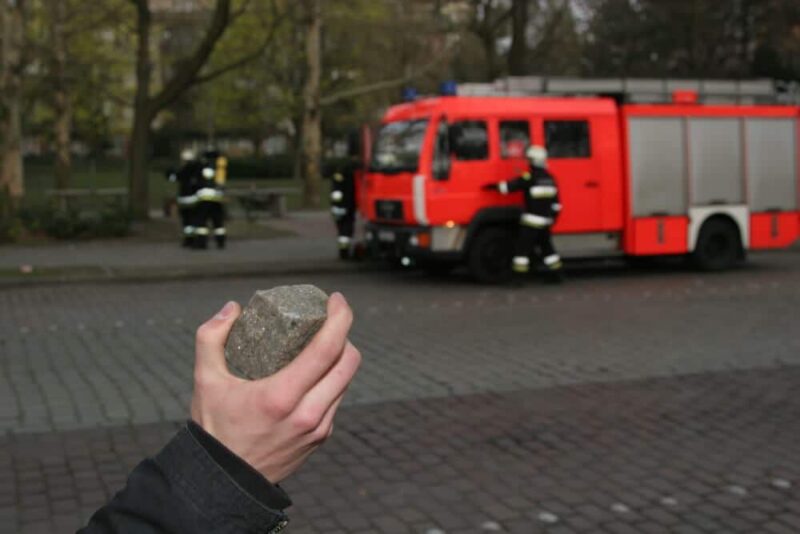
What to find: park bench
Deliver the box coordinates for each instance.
[225,186,299,221]
[45,187,129,212]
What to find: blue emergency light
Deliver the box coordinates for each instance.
[439,80,458,96]
[401,86,418,102]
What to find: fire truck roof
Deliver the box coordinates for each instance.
[383,96,618,122]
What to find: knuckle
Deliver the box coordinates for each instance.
[348,346,362,367]
[261,393,292,419]
[195,324,212,345]
[292,407,322,433]
[310,422,331,443]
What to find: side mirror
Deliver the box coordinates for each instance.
[432,119,450,181]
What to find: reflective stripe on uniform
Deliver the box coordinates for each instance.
[522,171,532,180]
[197,188,223,201]
[202,167,215,179]
[331,190,343,202]
[544,254,563,270]
[529,185,557,198]
[337,236,351,249]
[552,203,562,212]
[520,213,553,228]
[213,228,226,236]
[498,181,509,195]
[333,173,344,182]
[331,206,348,217]
[512,256,530,273]
[195,227,210,235]
[177,195,198,206]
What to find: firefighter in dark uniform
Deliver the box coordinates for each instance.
[195,149,228,249]
[483,145,564,283]
[168,149,202,248]
[329,143,359,259]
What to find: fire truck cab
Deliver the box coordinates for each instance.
[362,90,799,283]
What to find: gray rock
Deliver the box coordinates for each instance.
[225,285,328,380]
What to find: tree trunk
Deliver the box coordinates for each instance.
[0,1,25,199]
[508,0,529,75]
[129,0,153,219]
[129,106,153,219]
[127,0,233,220]
[301,0,322,209]
[52,0,71,190]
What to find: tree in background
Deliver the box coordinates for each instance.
[0,0,27,200]
[127,0,288,219]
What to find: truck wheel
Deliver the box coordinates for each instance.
[468,226,514,284]
[692,218,741,271]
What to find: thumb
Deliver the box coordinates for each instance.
[194,300,241,383]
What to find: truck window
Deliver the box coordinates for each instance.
[450,120,488,160]
[545,120,591,158]
[370,119,429,174]
[499,121,530,158]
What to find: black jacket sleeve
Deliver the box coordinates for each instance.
[78,421,291,534]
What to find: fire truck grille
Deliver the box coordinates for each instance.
[374,200,404,221]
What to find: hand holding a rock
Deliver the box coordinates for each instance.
[190,292,361,483]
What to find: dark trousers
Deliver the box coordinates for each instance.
[335,216,355,258]
[513,225,560,272]
[196,201,226,248]
[336,216,354,240]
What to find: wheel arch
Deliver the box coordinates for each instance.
[688,206,748,255]
[464,206,521,254]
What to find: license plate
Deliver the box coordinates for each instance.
[378,230,396,242]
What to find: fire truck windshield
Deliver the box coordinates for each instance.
[370,119,429,174]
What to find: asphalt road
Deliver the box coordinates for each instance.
[1,252,799,533]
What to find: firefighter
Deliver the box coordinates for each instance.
[195,149,227,249]
[168,149,203,248]
[329,140,359,260]
[483,145,564,283]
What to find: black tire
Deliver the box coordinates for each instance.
[468,226,515,284]
[691,218,742,271]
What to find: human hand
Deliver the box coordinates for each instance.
[190,293,361,483]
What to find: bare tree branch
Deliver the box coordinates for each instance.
[149,0,231,113]
[190,4,289,86]
[319,38,460,107]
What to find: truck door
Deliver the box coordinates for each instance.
[533,118,604,232]
[433,119,494,223]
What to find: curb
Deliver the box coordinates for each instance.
[0,259,382,288]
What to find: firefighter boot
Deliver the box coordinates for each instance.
[511,256,530,287]
[194,230,209,250]
[543,254,564,284]
[182,235,193,248]
[337,236,351,260]
[215,235,226,249]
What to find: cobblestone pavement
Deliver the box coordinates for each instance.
[1,251,799,532]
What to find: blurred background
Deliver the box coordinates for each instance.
[1,0,799,241]
[2,2,800,533]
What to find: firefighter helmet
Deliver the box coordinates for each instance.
[181,149,196,162]
[526,145,547,167]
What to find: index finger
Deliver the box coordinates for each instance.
[265,292,353,406]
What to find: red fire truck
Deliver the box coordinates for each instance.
[361,84,800,283]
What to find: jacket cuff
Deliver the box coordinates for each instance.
[155,422,291,531]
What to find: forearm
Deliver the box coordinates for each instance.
[79,422,290,534]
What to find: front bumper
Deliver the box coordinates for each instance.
[365,223,463,263]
